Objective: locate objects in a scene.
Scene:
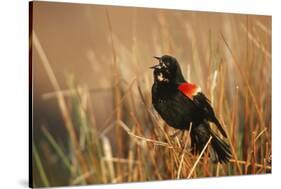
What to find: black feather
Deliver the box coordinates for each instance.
[190,122,231,163]
[193,92,227,137]
[151,55,232,163]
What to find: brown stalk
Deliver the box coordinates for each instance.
[220,32,264,128]
[221,119,243,174]
[32,32,89,178]
[187,136,212,178]
[177,125,192,179]
[118,120,172,148]
[105,8,123,178]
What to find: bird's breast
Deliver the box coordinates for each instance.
[152,83,195,130]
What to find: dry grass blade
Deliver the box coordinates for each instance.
[102,136,115,181]
[41,87,111,100]
[71,170,95,185]
[229,159,271,170]
[102,157,140,165]
[256,21,271,36]
[177,125,192,179]
[187,136,212,178]
[33,32,78,150]
[220,32,264,127]
[176,139,189,179]
[117,120,172,148]
[41,127,72,172]
[99,77,137,137]
[33,144,50,187]
[221,119,243,175]
[255,128,267,142]
[33,32,89,178]
[240,24,271,58]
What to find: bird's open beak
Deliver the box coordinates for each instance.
[150,56,161,69]
[150,65,161,69]
[153,56,161,60]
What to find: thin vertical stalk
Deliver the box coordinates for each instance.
[105,8,123,180]
[33,145,50,187]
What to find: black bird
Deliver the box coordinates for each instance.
[151,55,232,163]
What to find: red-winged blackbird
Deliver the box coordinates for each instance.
[151,55,232,163]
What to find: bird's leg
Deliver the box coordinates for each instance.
[180,130,185,142]
[170,130,181,138]
[179,130,189,155]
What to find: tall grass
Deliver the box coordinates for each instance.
[31,9,271,187]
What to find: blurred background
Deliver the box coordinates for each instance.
[31,1,271,187]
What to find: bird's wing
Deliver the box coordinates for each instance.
[177,82,201,100]
[178,82,227,137]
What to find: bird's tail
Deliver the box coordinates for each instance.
[190,122,232,163]
[210,130,232,163]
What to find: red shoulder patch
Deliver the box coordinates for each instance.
[178,82,201,100]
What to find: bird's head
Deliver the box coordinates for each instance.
[150,55,185,84]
